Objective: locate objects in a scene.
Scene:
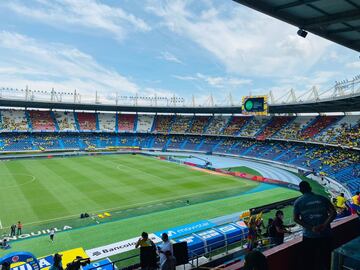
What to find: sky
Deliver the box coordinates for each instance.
[0,0,359,106]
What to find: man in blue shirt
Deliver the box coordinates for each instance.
[293,181,336,270]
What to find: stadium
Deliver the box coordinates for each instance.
[0,1,359,270]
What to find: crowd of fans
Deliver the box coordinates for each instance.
[239,117,271,137]
[55,112,77,131]
[154,115,173,133]
[29,111,56,131]
[170,115,192,133]
[98,113,116,132]
[136,115,154,133]
[117,114,135,132]
[189,116,210,134]
[77,113,97,131]
[205,116,229,134]
[0,110,28,131]
[299,116,340,140]
[222,116,250,135]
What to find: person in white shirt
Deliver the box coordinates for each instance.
[49,228,55,242]
[157,233,173,267]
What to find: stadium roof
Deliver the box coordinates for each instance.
[233,0,360,52]
[0,93,359,114]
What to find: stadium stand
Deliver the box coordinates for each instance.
[153,115,173,133]
[238,116,271,137]
[273,116,315,140]
[171,115,192,134]
[98,113,116,132]
[256,116,294,140]
[222,116,251,135]
[136,115,155,133]
[0,110,359,195]
[206,116,229,135]
[118,114,136,132]
[189,116,211,134]
[77,113,97,131]
[55,111,77,131]
[299,115,342,140]
[29,111,56,131]
[0,110,28,131]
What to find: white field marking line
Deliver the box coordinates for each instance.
[1,174,37,189]
[4,180,261,230]
[0,219,2,229]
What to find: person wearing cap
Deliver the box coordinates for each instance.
[293,181,336,270]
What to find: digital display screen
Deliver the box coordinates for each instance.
[242,96,268,115]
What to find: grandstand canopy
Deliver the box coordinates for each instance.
[233,0,360,52]
[0,93,359,114]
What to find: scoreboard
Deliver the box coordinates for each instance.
[242,96,268,115]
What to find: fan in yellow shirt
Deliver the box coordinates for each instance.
[336,193,346,209]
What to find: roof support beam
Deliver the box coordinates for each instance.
[303,9,360,28]
[327,25,360,34]
[275,0,321,11]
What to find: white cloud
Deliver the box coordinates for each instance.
[0,31,140,95]
[173,73,252,89]
[159,51,183,64]
[147,0,332,77]
[346,61,360,69]
[4,0,150,41]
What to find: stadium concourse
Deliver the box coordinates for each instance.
[0,110,359,195]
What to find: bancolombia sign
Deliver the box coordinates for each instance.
[86,234,162,260]
[6,226,72,241]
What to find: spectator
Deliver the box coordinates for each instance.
[1,262,11,270]
[243,250,268,270]
[135,232,155,248]
[271,210,291,245]
[10,224,16,237]
[157,233,173,267]
[246,216,259,251]
[50,253,63,270]
[336,193,346,209]
[17,221,22,235]
[160,251,176,270]
[293,181,336,270]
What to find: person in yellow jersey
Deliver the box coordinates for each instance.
[352,191,359,206]
[135,232,155,248]
[336,193,346,209]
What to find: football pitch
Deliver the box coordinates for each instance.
[0,154,300,257]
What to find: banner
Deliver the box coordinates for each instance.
[154,220,216,238]
[10,248,88,270]
[85,234,162,260]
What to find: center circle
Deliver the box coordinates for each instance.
[0,173,36,189]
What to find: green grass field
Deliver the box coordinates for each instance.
[0,154,301,258]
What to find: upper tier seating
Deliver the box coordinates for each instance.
[118,114,135,132]
[206,116,229,135]
[189,116,211,134]
[316,115,360,147]
[222,117,251,135]
[0,110,28,131]
[256,116,294,139]
[238,116,271,137]
[98,113,116,132]
[55,112,77,131]
[273,116,315,140]
[299,116,341,140]
[171,115,192,134]
[153,115,173,133]
[77,113,97,131]
[136,115,155,133]
[29,111,56,131]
